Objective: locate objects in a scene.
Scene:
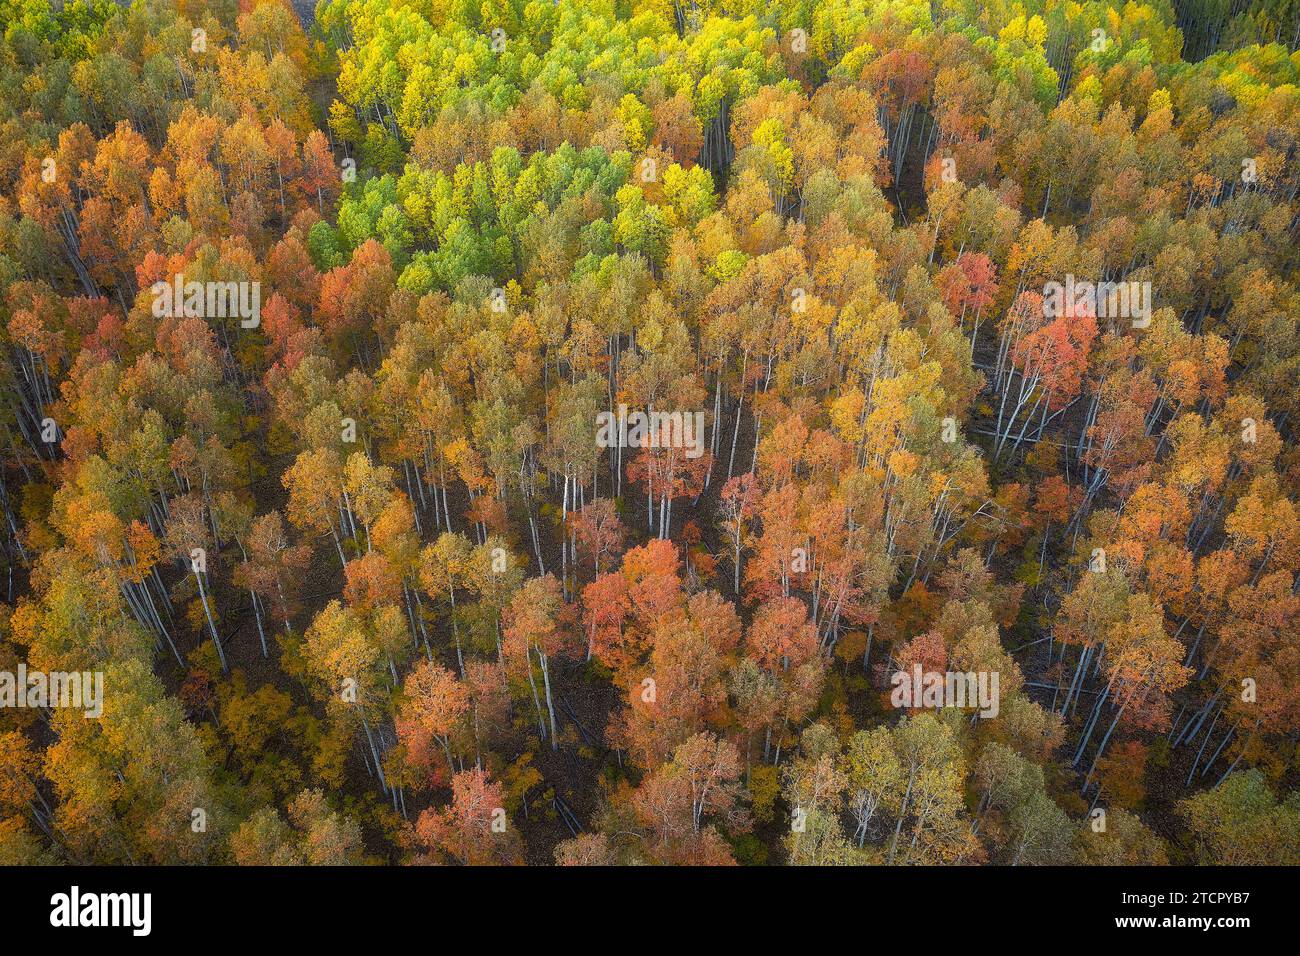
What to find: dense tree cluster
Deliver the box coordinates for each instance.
[0,0,1297,865]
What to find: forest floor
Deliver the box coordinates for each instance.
[291,0,316,30]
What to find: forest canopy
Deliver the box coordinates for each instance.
[0,0,1297,866]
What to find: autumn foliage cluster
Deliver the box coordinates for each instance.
[0,0,1298,866]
